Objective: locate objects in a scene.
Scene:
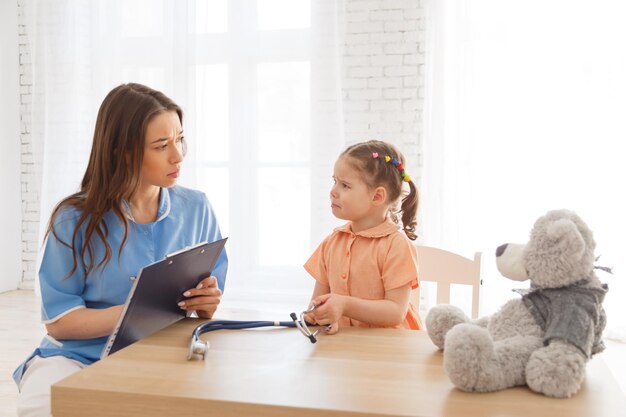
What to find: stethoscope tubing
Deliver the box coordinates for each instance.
[191,320,297,338]
[188,317,318,360]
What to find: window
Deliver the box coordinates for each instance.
[117,0,317,293]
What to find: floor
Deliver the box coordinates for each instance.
[1,291,42,417]
[1,289,625,416]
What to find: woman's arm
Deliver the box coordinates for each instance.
[45,305,124,340]
[310,283,411,328]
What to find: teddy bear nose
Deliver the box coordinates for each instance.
[495,244,508,257]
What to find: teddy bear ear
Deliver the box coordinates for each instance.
[545,218,585,256]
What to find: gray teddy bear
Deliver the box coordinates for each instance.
[425,209,608,398]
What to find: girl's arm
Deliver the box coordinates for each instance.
[309,281,330,303]
[45,305,124,340]
[311,283,411,327]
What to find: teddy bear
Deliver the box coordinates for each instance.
[425,209,608,398]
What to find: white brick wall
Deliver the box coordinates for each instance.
[342,0,424,182]
[0,0,22,293]
[18,0,37,289]
[16,0,426,288]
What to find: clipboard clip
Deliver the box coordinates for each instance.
[166,242,209,259]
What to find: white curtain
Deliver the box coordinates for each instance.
[424,0,626,341]
[24,0,345,310]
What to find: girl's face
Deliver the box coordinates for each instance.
[141,110,184,189]
[330,156,378,223]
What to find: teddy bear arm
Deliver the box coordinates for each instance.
[526,340,587,398]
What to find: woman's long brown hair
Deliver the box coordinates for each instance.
[46,83,183,278]
[341,140,419,240]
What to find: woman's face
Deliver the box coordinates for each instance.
[141,110,184,189]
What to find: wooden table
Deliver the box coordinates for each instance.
[52,319,626,417]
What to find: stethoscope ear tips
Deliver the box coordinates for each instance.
[187,335,210,361]
[290,312,298,321]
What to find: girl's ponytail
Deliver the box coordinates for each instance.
[400,180,418,240]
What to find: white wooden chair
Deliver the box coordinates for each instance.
[411,246,482,319]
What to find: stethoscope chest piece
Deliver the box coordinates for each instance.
[187,334,210,361]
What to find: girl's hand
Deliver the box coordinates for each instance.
[179,276,222,319]
[303,312,316,325]
[325,322,340,335]
[310,293,346,326]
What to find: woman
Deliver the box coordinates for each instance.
[14,83,228,417]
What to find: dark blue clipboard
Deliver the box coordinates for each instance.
[101,237,227,358]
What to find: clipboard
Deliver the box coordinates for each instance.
[101,237,227,358]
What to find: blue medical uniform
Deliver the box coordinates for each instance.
[13,185,228,385]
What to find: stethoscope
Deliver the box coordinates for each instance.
[187,306,323,360]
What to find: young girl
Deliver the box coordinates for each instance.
[304,140,421,334]
[13,83,228,417]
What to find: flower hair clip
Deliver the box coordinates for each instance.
[372,152,411,182]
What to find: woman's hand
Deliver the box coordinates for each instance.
[179,276,222,319]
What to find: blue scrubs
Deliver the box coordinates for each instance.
[13,185,228,385]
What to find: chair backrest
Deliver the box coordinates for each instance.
[412,246,482,319]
